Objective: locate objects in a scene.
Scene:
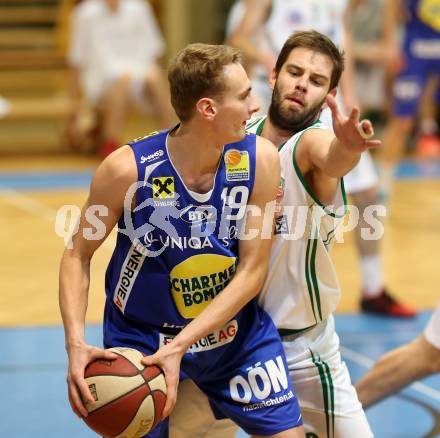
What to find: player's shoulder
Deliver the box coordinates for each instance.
[255,135,279,164]
[294,121,333,148]
[301,124,333,143]
[129,129,165,147]
[97,145,137,186]
[301,122,333,138]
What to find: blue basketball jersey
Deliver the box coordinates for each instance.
[392,0,440,116]
[408,0,440,35]
[104,128,256,329]
[102,128,303,436]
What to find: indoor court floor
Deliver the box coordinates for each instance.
[1,155,439,437]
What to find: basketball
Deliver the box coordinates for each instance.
[83,347,167,438]
[225,149,242,166]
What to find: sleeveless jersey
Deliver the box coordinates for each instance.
[105,129,256,329]
[247,116,347,330]
[264,0,348,53]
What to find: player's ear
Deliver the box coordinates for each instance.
[269,68,277,90]
[196,98,216,120]
[321,88,337,110]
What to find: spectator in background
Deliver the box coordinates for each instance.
[350,0,394,116]
[227,0,416,317]
[66,0,175,158]
[378,0,440,202]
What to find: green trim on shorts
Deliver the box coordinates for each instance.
[277,323,317,338]
[310,349,335,438]
[322,360,335,438]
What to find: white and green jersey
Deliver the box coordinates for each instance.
[246,116,347,332]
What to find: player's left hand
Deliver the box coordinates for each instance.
[326,94,381,153]
[141,342,183,420]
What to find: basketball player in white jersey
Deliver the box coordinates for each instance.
[356,300,440,407]
[167,30,376,438]
[228,0,416,318]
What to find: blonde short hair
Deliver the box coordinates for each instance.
[168,43,242,122]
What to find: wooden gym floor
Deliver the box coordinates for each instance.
[0,154,439,437]
[0,155,439,326]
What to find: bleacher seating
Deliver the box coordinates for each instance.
[0,0,70,153]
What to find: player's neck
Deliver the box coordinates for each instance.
[167,123,224,176]
[262,117,293,148]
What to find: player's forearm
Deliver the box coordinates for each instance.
[228,0,272,68]
[59,250,91,349]
[229,33,268,67]
[383,0,399,46]
[322,138,361,178]
[170,265,267,353]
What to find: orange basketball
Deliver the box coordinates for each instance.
[83,347,166,438]
[225,149,242,166]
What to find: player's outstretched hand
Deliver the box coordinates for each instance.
[66,343,117,418]
[326,94,381,152]
[141,343,182,420]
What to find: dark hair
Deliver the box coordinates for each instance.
[168,43,242,122]
[275,30,345,90]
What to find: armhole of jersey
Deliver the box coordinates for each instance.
[127,142,141,184]
[127,143,142,217]
[249,134,258,195]
[291,126,347,218]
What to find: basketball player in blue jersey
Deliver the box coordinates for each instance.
[379,0,440,200]
[59,43,306,437]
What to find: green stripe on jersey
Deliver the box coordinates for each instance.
[310,226,323,321]
[305,230,318,323]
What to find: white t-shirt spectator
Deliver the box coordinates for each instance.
[68,0,165,103]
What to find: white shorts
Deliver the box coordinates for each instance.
[424,301,440,350]
[169,316,373,438]
[82,65,154,111]
[343,152,379,194]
